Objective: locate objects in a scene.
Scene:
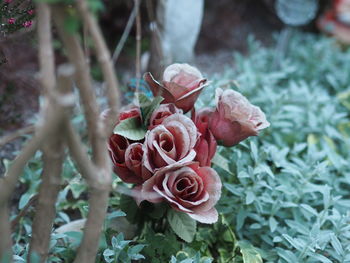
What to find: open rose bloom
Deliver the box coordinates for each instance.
[107,63,269,226]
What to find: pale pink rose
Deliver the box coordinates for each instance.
[144,63,207,113]
[192,108,217,166]
[141,162,222,224]
[143,114,198,173]
[209,88,270,147]
[148,103,182,130]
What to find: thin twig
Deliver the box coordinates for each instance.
[11,194,38,229]
[112,4,137,64]
[135,0,141,92]
[0,125,35,148]
[64,122,98,187]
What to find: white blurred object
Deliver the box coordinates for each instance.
[337,0,350,25]
[157,0,204,64]
[276,0,318,26]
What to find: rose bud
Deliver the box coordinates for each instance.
[143,114,198,173]
[148,103,182,130]
[108,134,135,183]
[125,143,151,182]
[101,105,142,131]
[142,162,222,224]
[192,108,217,166]
[209,88,270,147]
[144,63,207,113]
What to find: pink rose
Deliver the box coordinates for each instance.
[23,21,32,28]
[144,63,207,113]
[143,114,198,173]
[209,88,270,147]
[142,162,222,224]
[8,18,15,24]
[192,108,217,166]
[148,103,182,130]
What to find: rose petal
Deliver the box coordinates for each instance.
[162,114,198,150]
[191,166,222,213]
[141,175,164,203]
[188,207,218,224]
[163,63,203,82]
[144,72,175,103]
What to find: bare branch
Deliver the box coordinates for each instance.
[0,206,12,262]
[76,0,120,133]
[52,5,104,166]
[36,2,56,97]
[28,67,73,263]
[52,5,114,263]
[0,125,35,148]
[64,121,112,263]
[0,110,63,260]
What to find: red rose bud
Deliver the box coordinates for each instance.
[108,134,135,183]
[125,143,151,182]
[119,107,141,122]
[144,63,207,113]
[209,88,270,147]
[192,108,217,166]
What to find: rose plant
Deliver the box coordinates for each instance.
[107,63,269,242]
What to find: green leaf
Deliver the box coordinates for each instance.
[245,191,255,205]
[106,210,126,220]
[18,193,33,209]
[138,94,164,126]
[337,89,350,110]
[237,241,263,263]
[268,216,278,232]
[63,12,80,34]
[167,209,196,243]
[113,116,146,141]
[120,194,141,223]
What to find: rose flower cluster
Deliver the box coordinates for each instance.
[107,64,269,224]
